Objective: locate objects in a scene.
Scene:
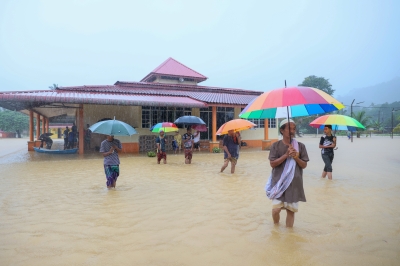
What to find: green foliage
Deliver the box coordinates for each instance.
[370,120,385,133]
[212,147,221,153]
[394,124,400,133]
[352,110,371,131]
[299,75,335,96]
[147,151,156,157]
[0,110,29,132]
[48,84,58,90]
[293,115,318,135]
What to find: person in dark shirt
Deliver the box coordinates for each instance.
[84,124,92,150]
[220,130,241,174]
[319,125,336,180]
[156,130,167,164]
[63,126,70,150]
[182,127,194,164]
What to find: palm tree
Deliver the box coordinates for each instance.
[48,84,59,90]
[353,110,371,138]
[371,120,385,134]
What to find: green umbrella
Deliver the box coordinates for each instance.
[89,118,137,136]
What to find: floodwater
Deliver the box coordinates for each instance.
[0,136,399,266]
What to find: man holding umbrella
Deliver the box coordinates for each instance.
[100,135,123,189]
[182,127,194,164]
[266,119,309,227]
[220,130,241,174]
[156,130,167,164]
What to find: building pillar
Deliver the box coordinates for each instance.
[262,119,272,150]
[42,117,46,134]
[46,117,50,133]
[29,110,34,141]
[209,106,219,152]
[78,104,84,154]
[36,113,41,139]
[28,110,35,151]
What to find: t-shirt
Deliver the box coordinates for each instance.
[320,135,336,154]
[223,135,239,159]
[100,138,122,165]
[156,136,166,152]
[268,140,309,203]
[193,132,200,143]
[63,129,69,139]
[182,133,194,149]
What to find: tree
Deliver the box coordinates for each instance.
[353,110,371,138]
[48,83,59,90]
[371,120,385,133]
[0,110,29,133]
[299,75,334,95]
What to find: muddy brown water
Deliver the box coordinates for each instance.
[0,137,399,265]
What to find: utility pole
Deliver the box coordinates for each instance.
[351,99,364,142]
[393,109,400,139]
[351,99,355,142]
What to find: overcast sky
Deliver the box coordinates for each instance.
[0,0,399,98]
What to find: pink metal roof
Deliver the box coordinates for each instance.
[57,82,262,105]
[141,58,207,82]
[0,90,207,111]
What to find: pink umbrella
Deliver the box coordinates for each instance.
[191,124,208,132]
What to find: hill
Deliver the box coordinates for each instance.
[336,77,400,106]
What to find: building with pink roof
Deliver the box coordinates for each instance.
[0,58,278,153]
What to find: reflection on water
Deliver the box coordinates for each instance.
[0,137,399,265]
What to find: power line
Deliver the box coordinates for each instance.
[343,105,400,109]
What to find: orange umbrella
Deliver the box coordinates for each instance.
[216,119,257,135]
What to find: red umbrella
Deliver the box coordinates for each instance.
[191,124,208,132]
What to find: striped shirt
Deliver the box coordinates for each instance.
[100,139,122,165]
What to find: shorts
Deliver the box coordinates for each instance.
[157,151,167,161]
[224,157,238,164]
[184,149,192,160]
[272,199,298,213]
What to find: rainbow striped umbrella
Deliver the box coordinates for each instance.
[239,86,344,119]
[309,114,365,131]
[150,122,179,133]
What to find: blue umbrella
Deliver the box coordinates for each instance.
[89,118,137,136]
[174,116,206,125]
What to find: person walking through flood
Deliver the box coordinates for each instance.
[100,135,122,189]
[193,131,201,152]
[220,130,241,174]
[182,127,194,164]
[84,124,92,150]
[319,125,336,180]
[173,131,181,154]
[156,130,167,164]
[265,119,309,227]
[63,126,70,150]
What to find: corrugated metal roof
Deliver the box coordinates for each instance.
[141,57,207,82]
[57,82,262,105]
[0,90,207,111]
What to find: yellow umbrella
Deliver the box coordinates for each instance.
[216,119,257,135]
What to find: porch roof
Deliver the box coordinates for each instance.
[0,90,207,117]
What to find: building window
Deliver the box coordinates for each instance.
[200,107,212,140]
[268,118,276,128]
[217,107,234,129]
[247,119,276,128]
[141,106,191,128]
